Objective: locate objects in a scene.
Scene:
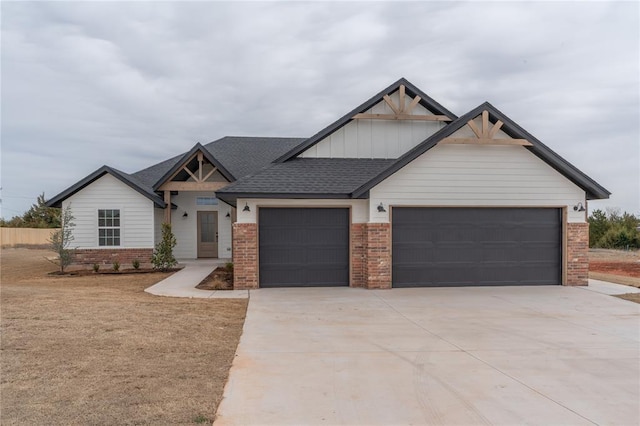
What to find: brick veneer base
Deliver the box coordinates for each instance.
[72,248,153,270]
[566,222,589,286]
[233,223,258,290]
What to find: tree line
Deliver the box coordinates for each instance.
[589,208,639,249]
[0,193,60,228]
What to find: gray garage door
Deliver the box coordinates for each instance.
[392,208,562,287]
[259,208,349,287]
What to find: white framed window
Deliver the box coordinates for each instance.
[98,209,121,246]
[196,197,218,206]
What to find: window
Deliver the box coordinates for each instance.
[98,209,120,246]
[196,197,218,206]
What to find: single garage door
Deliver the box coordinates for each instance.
[259,208,349,287]
[392,208,562,287]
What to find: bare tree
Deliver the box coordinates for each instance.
[48,204,76,273]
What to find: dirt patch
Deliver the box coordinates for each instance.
[589,249,640,290]
[0,248,247,425]
[196,267,233,291]
[615,293,640,304]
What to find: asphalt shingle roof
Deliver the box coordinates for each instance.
[131,136,304,188]
[215,158,395,203]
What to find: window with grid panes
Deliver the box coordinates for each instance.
[98,209,120,246]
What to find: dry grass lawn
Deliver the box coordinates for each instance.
[1,249,247,425]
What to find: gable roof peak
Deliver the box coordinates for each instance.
[274,78,458,163]
[151,142,235,190]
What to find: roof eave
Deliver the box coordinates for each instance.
[46,166,167,208]
[351,102,611,200]
[216,192,360,206]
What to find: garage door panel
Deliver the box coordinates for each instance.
[392,208,561,287]
[259,208,349,288]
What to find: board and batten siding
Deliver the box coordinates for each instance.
[370,144,587,223]
[170,191,233,259]
[62,174,155,248]
[300,90,446,159]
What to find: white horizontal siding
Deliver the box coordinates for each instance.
[237,199,368,224]
[170,191,233,259]
[63,174,154,249]
[300,90,445,159]
[154,207,164,246]
[370,144,586,223]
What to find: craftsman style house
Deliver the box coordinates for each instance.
[47,78,609,289]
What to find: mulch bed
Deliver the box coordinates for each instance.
[196,267,233,290]
[48,267,183,276]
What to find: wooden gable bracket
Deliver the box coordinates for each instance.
[441,110,532,146]
[159,151,229,191]
[352,85,452,122]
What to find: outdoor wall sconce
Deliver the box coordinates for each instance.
[226,211,231,218]
[243,202,251,212]
[182,211,188,218]
[377,203,386,213]
[573,202,586,212]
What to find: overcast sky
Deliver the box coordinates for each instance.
[2,1,638,218]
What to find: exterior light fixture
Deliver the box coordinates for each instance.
[377,203,386,213]
[182,211,188,218]
[226,211,231,218]
[243,202,250,212]
[573,202,585,212]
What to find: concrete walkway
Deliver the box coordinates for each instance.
[215,281,640,425]
[144,259,248,299]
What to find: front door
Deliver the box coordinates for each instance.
[197,211,218,258]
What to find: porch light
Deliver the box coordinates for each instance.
[182,211,188,218]
[573,202,585,212]
[226,212,231,218]
[243,202,250,212]
[377,203,386,213]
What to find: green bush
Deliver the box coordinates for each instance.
[112,261,120,272]
[132,259,140,270]
[152,223,177,271]
[93,263,100,273]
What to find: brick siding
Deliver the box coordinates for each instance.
[350,223,367,287]
[72,248,153,270]
[566,222,589,286]
[232,223,258,290]
[366,223,392,289]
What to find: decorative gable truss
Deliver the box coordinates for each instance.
[353,84,452,122]
[158,151,230,191]
[441,110,532,146]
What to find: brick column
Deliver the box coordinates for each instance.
[351,223,367,288]
[566,222,589,286]
[232,223,258,289]
[366,223,391,289]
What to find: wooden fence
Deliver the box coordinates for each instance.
[0,228,58,248]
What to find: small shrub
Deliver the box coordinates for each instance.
[193,414,209,424]
[224,262,234,272]
[132,259,140,270]
[93,263,100,273]
[152,223,177,271]
[112,261,120,272]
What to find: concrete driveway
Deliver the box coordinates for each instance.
[215,284,640,425]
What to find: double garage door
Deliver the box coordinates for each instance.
[258,207,561,288]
